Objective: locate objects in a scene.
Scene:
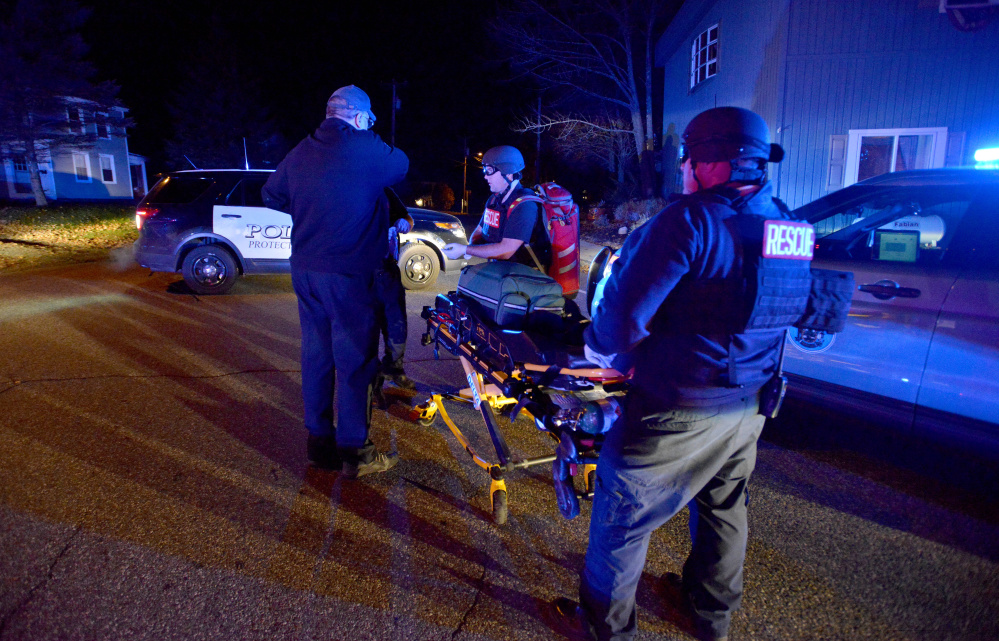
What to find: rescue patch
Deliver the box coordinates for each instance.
[763,220,815,260]
[484,208,501,229]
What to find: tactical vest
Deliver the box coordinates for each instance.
[659,192,814,338]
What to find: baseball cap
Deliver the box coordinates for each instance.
[327,85,376,123]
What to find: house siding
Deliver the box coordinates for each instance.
[2,104,136,202]
[52,137,133,200]
[658,0,999,209]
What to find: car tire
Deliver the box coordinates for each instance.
[398,242,440,290]
[182,244,239,295]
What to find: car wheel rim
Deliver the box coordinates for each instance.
[193,255,227,287]
[406,254,430,282]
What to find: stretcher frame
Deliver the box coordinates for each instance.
[413,293,627,524]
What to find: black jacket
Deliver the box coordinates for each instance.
[585,182,792,408]
[262,118,408,273]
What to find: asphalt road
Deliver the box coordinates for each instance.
[1,256,997,641]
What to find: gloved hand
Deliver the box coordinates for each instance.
[394,218,411,233]
[442,243,468,260]
[584,343,617,370]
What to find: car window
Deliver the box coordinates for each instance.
[812,188,977,267]
[225,177,267,207]
[145,176,214,204]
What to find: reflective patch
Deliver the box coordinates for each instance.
[763,220,815,260]
[484,208,501,229]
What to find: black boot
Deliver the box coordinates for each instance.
[306,434,342,471]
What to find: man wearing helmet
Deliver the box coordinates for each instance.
[552,107,809,641]
[441,145,551,270]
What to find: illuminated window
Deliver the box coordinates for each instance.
[73,152,91,182]
[67,107,85,134]
[99,154,116,183]
[690,24,719,89]
[844,128,948,186]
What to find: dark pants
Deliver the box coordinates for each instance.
[374,260,408,374]
[579,393,765,641]
[291,268,379,464]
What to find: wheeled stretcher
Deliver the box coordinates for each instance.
[412,291,629,524]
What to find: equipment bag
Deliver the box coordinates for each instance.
[457,261,565,329]
[510,182,581,298]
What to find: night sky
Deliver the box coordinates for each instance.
[80,0,541,206]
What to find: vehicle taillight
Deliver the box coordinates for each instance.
[135,207,159,230]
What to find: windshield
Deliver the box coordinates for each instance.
[144,176,215,204]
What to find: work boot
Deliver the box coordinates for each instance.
[306,434,341,471]
[342,451,399,479]
[387,372,417,390]
[662,572,728,641]
[382,366,416,391]
[547,597,592,641]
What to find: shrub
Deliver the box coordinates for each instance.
[612,198,668,230]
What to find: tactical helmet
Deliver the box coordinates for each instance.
[682,107,784,164]
[482,145,525,175]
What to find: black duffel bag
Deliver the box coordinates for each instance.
[457,261,565,329]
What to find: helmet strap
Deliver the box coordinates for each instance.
[727,159,766,185]
[500,176,519,202]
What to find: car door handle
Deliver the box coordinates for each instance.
[221,214,241,218]
[859,280,921,300]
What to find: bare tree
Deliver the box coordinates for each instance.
[493,0,678,197]
[0,0,123,206]
[513,111,637,198]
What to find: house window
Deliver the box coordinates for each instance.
[95,112,110,139]
[99,154,116,183]
[11,155,31,194]
[67,107,85,134]
[844,128,948,186]
[690,24,719,89]
[73,153,92,182]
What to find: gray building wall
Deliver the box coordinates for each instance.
[657,0,999,209]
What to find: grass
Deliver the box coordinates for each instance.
[0,203,137,248]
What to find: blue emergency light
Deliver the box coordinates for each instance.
[974,147,999,169]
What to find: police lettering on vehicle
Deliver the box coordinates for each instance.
[244,224,292,240]
[484,208,501,229]
[762,220,815,260]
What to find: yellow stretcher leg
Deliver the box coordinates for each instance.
[582,462,598,496]
[489,475,508,525]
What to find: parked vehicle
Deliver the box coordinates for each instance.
[133,170,467,294]
[785,168,999,459]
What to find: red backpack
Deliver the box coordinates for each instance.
[510,182,581,298]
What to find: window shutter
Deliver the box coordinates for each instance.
[826,134,847,192]
[945,132,965,167]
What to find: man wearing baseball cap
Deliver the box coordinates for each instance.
[263,85,408,479]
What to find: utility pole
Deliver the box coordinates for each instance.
[462,138,469,214]
[382,79,407,147]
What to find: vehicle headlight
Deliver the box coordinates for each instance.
[435,221,465,237]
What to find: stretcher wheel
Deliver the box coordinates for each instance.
[491,489,508,525]
[417,414,436,427]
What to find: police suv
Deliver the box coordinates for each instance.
[785,168,999,460]
[134,170,467,294]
